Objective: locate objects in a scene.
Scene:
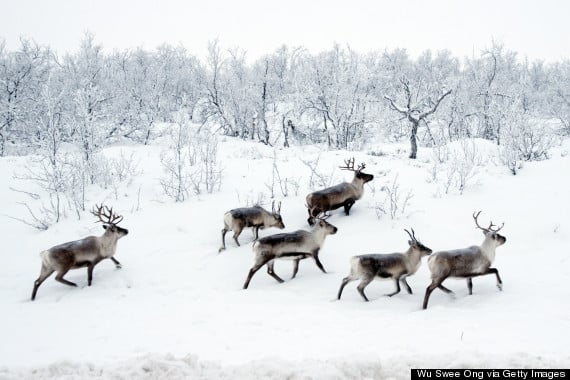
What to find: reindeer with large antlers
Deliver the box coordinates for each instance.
[305,157,374,225]
[422,211,507,309]
[337,228,432,302]
[31,204,129,301]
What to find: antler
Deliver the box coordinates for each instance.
[339,157,366,173]
[487,220,504,232]
[91,204,124,226]
[404,228,417,242]
[271,200,282,215]
[314,211,330,221]
[339,157,356,171]
[472,210,504,232]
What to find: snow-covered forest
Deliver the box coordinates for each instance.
[3,35,569,153]
[2,35,569,227]
[1,32,570,379]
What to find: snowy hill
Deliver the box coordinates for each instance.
[1,138,569,379]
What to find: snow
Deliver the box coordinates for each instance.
[1,138,569,379]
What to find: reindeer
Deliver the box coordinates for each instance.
[306,157,374,225]
[219,201,285,252]
[337,228,432,301]
[422,211,507,309]
[243,216,338,289]
[31,204,129,301]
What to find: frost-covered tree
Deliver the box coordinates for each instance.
[201,40,233,135]
[301,45,373,149]
[63,33,111,186]
[548,60,570,134]
[384,75,452,159]
[0,38,51,155]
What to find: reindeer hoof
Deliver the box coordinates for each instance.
[115,264,122,269]
[497,284,503,291]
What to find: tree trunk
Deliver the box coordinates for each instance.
[0,131,4,156]
[409,120,419,159]
[282,116,290,148]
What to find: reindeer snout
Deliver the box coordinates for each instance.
[332,226,338,234]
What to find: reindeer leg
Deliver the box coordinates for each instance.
[337,276,355,300]
[307,208,313,226]
[467,278,473,295]
[254,226,260,240]
[487,267,503,290]
[55,269,78,287]
[401,276,413,294]
[219,228,228,252]
[243,254,273,289]
[438,284,454,294]
[343,199,356,215]
[357,278,373,302]
[463,268,502,292]
[291,258,301,279]
[312,250,327,274]
[87,259,103,286]
[233,227,243,247]
[385,279,401,297]
[266,261,284,283]
[31,265,55,301]
[110,257,122,269]
[307,208,320,226]
[423,278,446,309]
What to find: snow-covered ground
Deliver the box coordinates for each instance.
[1,138,569,379]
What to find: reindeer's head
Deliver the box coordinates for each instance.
[340,157,374,183]
[91,204,129,238]
[271,200,285,229]
[473,210,506,246]
[313,213,338,235]
[404,228,432,256]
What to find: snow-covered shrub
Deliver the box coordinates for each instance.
[498,144,523,175]
[299,155,339,190]
[160,110,222,201]
[189,131,222,195]
[500,119,556,173]
[430,139,482,195]
[265,150,300,198]
[235,190,269,207]
[12,151,85,229]
[374,175,414,220]
[98,151,142,200]
[160,115,193,202]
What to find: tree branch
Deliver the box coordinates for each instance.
[418,89,452,120]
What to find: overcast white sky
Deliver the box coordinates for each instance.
[1,0,569,62]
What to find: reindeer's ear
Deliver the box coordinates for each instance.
[408,240,413,246]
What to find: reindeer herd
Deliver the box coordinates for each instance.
[30,158,507,310]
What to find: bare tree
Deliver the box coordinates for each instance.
[0,39,50,155]
[384,76,452,159]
